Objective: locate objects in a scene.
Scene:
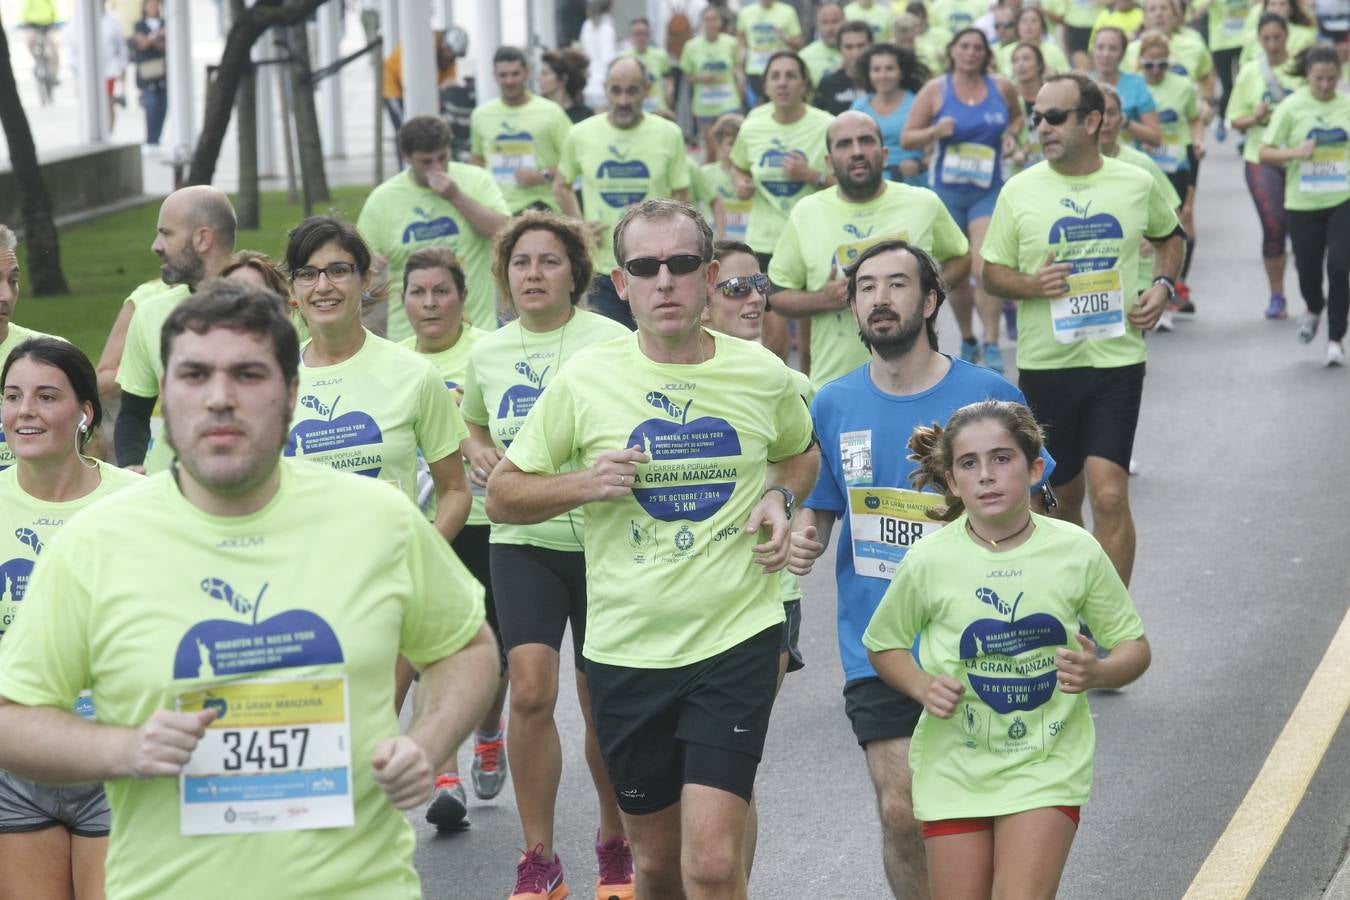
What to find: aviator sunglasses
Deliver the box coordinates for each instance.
[1030,107,1089,127]
[716,273,770,297]
[622,254,707,277]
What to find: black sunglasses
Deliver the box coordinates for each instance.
[623,254,706,278]
[716,273,769,297]
[1030,107,1089,127]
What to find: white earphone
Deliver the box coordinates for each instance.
[78,413,88,432]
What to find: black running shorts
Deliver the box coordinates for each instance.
[780,599,805,673]
[843,676,923,746]
[489,543,587,670]
[1018,362,1146,484]
[586,625,781,815]
[452,524,504,671]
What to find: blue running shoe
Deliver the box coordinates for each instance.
[960,338,980,364]
[1216,120,1227,143]
[982,342,1004,374]
[1264,294,1287,320]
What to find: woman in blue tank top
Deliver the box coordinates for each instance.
[902,27,1023,374]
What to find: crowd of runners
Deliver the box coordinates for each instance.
[0,0,1347,897]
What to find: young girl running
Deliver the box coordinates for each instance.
[863,400,1152,899]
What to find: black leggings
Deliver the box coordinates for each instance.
[1213,47,1241,122]
[1287,199,1350,341]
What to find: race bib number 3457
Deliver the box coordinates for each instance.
[177,676,354,836]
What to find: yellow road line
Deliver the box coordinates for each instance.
[1183,604,1350,900]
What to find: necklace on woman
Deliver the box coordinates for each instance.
[966,515,1032,548]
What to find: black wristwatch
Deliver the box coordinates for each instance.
[764,486,795,519]
[1151,275,1176,301]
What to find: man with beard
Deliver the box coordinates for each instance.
[0,281,499,898]
[115,186,237,474]
[555,56,690,330]
[791,238,1054,899]
[770,110,970,389]
[358,115,510,342]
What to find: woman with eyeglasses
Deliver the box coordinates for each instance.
[1137,31,1203,312]
[902,27,1022,374]
[460,212,634,898]
[1091,27,1163,148]
[1124,0,1216,86]
[1259,44,1350,367]
[0,337,141,900]
[729,50,835,362]
[851,43,931,186]
[284,216,470,537]
[1230,12,1305,319]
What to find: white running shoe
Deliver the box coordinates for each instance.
[1154,310,1174,332]
[1325,342,1346,367]
[1297,312,1320,343]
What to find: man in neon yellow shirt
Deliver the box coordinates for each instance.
[115,186,236,474]
[555,57,691,329]
[0,225,60,471]
[619,17,675,112]
[844,0,895,38]
[358,116,510,343]
[488,200,819,899]
[983,73,1184,586]
[800,1,845,85]
[681,5,743,156]
[0,281,500,899]
[737,0,803,101]
[469,46,573,215]
[771,111,972,389]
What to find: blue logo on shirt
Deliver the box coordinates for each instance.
[959,586,1066,714]
[1048,199,1124,273]
[284,395,384,478]
[627,392,741,522]
[172,578,345,680]
[402,206,460,244]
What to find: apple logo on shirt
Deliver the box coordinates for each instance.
[172,577,344,680]
[0,528,43,636]
[284,394,384,478]
[597,145,653,208]
[402,205,460,244]
[759,138,807,201]
[627,390,741,522]
[1308,124,1349,146]
[958,586,1067,714]
[495,360,550,447]
[1048,198,1124,274]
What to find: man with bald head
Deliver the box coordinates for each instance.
[115,186,237,473]
[799,2,845,86]
[555,56,691,329]
[769,110,971,389]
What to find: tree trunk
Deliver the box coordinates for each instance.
[233,0,259,228]
[186,0,331,187]
[287,21,329,210]
[0,20,68,294]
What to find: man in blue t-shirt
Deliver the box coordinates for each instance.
[793,239,1053,897]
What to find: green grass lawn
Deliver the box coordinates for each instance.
[14,186,374,358]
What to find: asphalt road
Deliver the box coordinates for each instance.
[405,135,1350,899]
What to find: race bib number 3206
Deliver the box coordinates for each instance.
[177,676,354,836]
[1050,269,1125,344]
